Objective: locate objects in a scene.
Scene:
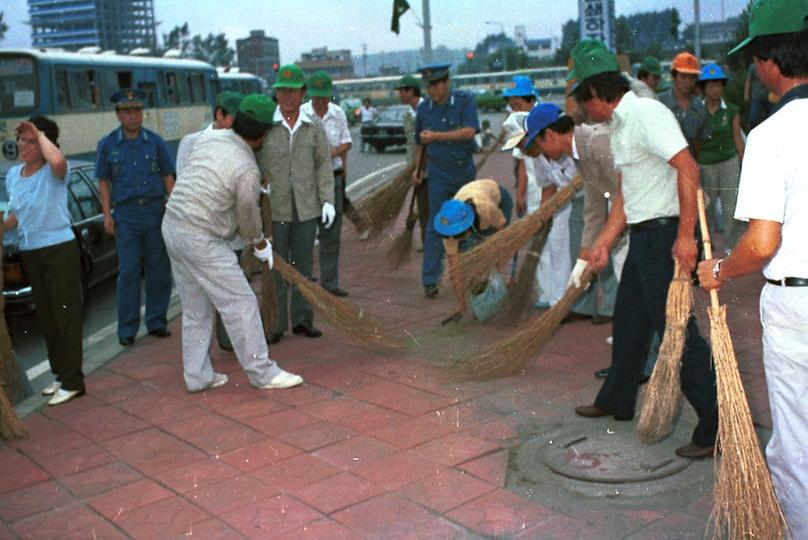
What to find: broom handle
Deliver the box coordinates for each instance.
[696,188,721,310]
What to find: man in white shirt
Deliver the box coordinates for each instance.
[301,71,353,297]
[697,2,808,534]
[568,40,718,460]
[359,98,378,152]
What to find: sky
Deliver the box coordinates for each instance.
[1,0,749,64]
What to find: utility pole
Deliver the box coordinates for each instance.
[362,43,368,77]
[694,0,701,60]
[422,0,433,64]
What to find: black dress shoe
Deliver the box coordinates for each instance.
[595,367,610,378]
[326,287,349,297]
[267,332,283,344]
[292,325,322,338]
[424,285,439,298]
[119,336,135,346]
[149,328,171,338]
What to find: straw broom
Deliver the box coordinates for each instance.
[271,254,400,349]
[457,176,583,292]
[451,269,594,380]
[350,161,416,238]
[474,129,506,175]
[636,261,693,443]
[0,240,28,440]
[384,189,418,269]
[502,221,553,324]
[695,190,787,539]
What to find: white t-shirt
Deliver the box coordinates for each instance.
[360,105,377,122]
[609,91,687,224]
[301,101,352,170]
[734,97,808,279]
[532,154,578,192]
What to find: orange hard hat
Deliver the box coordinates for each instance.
[672,52,700,74]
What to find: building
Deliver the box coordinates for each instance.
[514,26,556,61]
[236,30,280,85]
[28,0,157,53]
[683,16,744,59]
[296,47,354,80]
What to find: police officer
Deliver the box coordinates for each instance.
[698,1,808,534]
[413,62,481,298]
[96,89,175,346]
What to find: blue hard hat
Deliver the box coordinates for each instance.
[523,103,564,150]
[110,88,146,109]
[434,199,475,236]
[699,63,728,82]
[502,75,538,98]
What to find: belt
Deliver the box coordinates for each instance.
[119,197,163,206]
[766,277,808,287]
[629,216,679,231]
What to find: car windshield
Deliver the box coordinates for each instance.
[0,56,38,117]
[378,108,405,122]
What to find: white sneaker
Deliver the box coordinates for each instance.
[606,336,613,346]
[190,372,229,393]
[48,388,84,406]
[41,381,61,396]
[260,369,303,389]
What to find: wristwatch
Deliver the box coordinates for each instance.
[712,258,724,282]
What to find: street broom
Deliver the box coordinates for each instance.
[272,255,401,349]
[350,161,416,238]
[0,241,27,440]
[636,261,692,444]
[384,190,418,269]
[258,194,278,334]
[450,269,594,380]
[502,220,553,324]
[696,190,787,539]
[474,129,506,175]
[456,176,583,292]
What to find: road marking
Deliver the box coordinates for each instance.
[346,161,405,197]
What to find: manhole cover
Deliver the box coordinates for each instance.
[542,431,691,483]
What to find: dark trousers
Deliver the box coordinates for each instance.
[272,218,317,332]
[21,240,84,391]
[415,177,429,244]
[594,223,718,447]
[318,172,344,291]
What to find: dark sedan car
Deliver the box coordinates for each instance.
[360,105,410,153]
[1,160,118,311]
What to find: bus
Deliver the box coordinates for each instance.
[0,48,219,165]
[216,68,265,95]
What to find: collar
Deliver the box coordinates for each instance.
[116,127,148,143]
[428,92,455,110]
[611,90,636,131]
[702,98,727,110]
[273,106,313,125]
[770,83,808,115]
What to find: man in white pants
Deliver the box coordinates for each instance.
[162,94,303,392]
[698,1,808,534]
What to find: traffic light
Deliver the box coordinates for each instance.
[466,51,474,60]
[272,63,279,72]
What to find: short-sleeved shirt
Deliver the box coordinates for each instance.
[5,163,74,251]
[415,90,480,164]
[532,154,578,191]
[360,106,377,122]
[301,101,352,171]
[609,91,688,224]
[734,88,808,279]
[658,90,711,156]
[95,126,175,204]
[443,179,505,255]
[699,100,740,165]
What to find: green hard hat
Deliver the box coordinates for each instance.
[639,56,662,76]
[273,64,306,89]
[239,93,276,124]
[396,74,420,89]
[569,43,620,84]
[307,71,333,97]
[729,0,808,55]
[566,39,610,81]
[215,91,245,115]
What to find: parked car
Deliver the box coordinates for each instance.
[1,160,118,312]
[359,105,409,153]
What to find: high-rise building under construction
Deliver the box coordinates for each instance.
[28,0,157,53]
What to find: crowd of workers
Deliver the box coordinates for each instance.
[2,0,806,535]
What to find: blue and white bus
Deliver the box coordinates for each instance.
[0,48,219,164]
[216,68,265,95]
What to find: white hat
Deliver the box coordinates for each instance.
[501,111,529,151]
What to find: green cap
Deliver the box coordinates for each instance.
[569,44,620,84]
[273,64,306,89]
[238,93,276,124]
[395,74,420,89]
[566,39,610,81]
[307,71,333,97]
[729,0,808,55]
[639,56,662,76]
[215,91,245,115]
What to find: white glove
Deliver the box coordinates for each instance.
[253,241,274,269]
[321,202,336,229]
[567,258,588,289]
[260,184,271,196]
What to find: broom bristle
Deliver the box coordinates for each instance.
[502,222,552,324]
[637,270,693,443]
[456,176,582,292]
[0,385,27,440]
[707,305,787,539]
[272,256,400,349]
[384,229,414,269]
[352,162,416,237]
[451,270,594,380]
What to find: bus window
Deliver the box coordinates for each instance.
[0,55,38,117]
[66,70,97,111]
[98,70,118,109]
[54,69,70,111]
[192,73,206,103]
[117,71,133,89]
[137,81,157,108]
[165,72,180,105]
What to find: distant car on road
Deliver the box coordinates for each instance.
[360,105,409,153]
[474,91,506,113]
[1,160,118,312]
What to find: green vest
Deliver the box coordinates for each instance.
[699,101,740,165]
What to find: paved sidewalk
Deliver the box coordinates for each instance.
[1,153,772,539]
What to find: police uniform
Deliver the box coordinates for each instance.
[96,89,175,341]
[415,63,481,289]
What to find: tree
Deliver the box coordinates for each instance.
[615,16,633,54]
[554,19,579,65]
[0,11,9,41]
[190,33,235,67]
[162,23,191,56]
[670,8,681,40]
